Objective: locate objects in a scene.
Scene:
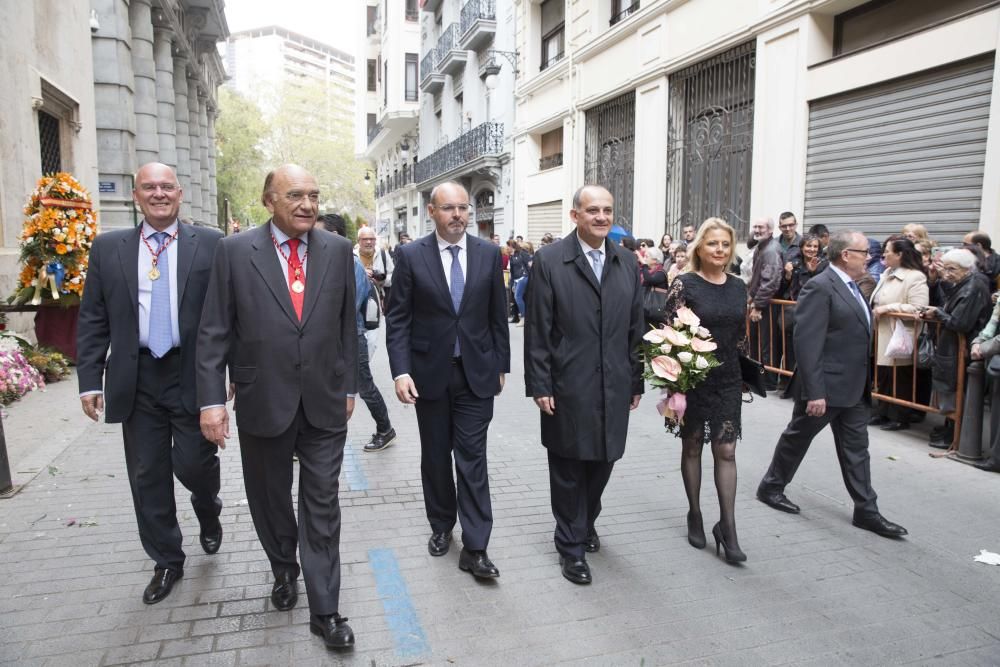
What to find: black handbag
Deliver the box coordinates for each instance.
[916,328,936,369]
[739,354,768,398]
[643,286,669,324]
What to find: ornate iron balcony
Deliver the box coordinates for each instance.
[610,1,640,26]
[539,152,563,170]
[367,119,385,145]
[415,121,504,184]
[460,0,496,36]
[420,50,439,82]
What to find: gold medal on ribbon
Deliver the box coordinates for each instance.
[292,280,305,293]
[149,265,161,281]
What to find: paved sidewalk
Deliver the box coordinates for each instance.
[1,327,999,666]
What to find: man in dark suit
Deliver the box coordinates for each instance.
[524,185,644,585]
[197,164,358,650]
[385,181,510,579]
[756,230,907,538]
[77,162,223,604]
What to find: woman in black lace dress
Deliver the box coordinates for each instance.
[661,217,748,563]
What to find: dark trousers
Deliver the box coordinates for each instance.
[414,360,494,550]
[876,365,916,422]
[122,353,221,572]
[749,306,779,389]
[759,398,879,514]
[547,450,615,559]
[357,331,391,433]
[239,404,345,616]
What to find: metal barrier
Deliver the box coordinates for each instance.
[744,301,968,450]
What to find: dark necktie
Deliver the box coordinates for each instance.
[286,238,304,320]
[148,232,172,357]
[448,245,464,356]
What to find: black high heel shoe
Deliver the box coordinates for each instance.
[687,511,706,549]
[712,522,746,563]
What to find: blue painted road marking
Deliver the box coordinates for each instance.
[342,441,369,491]
[368,548,431,659]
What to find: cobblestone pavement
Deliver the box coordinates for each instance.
[1,326,999,666]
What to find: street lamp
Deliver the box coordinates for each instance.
[483,49,519,90]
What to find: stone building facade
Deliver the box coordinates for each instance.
[91,0,228,229]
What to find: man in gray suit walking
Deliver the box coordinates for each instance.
[756,230,907,539]
[197,164,358,650]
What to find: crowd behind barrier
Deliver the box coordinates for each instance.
[745,300,968,450]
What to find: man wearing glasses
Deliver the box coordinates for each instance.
[385,181,510,579]
[757,231,908,539]
[777,211,802,265]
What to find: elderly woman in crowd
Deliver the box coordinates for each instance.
[970,299,1000,472]
[920,248,993,447]
[640,246,668,328]
[869,238,929,431]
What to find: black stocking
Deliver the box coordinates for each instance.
[680,436,704,516]
[711,439,739,547]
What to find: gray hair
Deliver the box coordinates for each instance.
[429,181,468,206]
[827,230,863,264]
[941,248,977,270]
[572,184,612,209]
[752,217,774,231]
[644,247,664,264]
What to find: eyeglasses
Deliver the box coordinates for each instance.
[283,191,320,204]
[844,248,871,257]
[435,204,470,213]
[139,183,178,193]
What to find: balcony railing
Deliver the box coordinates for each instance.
[610,1,640,26]
[374,167,416,199]
[420,50,439,82]
[438,22,459,54]
[367,119,385,145]
[460,0,496,36]
[539,152,563,170]
[415,122,504,183]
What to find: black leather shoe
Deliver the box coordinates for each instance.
[868,415,890,426]
[559,556,592,585]
[427,531,451,557]
[310,613,355,649]
[199,519,223,555]
[271,571,298,611]
[756,489,800,514]
[687,511,706,549]
[928,440,950,449]
[880,421,909,432]
[583,530,600,553]
[853,512,908,538]
[458,548,500,579]
[712,522,747,564]
[973,460,1000,472]
[143,567,182,604]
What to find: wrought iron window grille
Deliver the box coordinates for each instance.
[610,1,640,26]
[539,153,563,170]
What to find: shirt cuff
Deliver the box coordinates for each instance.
[200,404,225,411]
[346,393,357,399]
[79,390,103,398]
[392,373,412,382]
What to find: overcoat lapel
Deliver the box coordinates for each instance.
[831,273,871,333]
[175,223,199,311]
[562,232,600,293]
[249,223,300,327]
[118,227,141,322]
[299,227,331,327]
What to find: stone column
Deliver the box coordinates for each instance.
[172,55,192,220]
[207,109,219,228]
[91,0,137,229]
[128,0,158,167]
[152,19,177,170]
[198,93,211,225]
[187,74,204,222]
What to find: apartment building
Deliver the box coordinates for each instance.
[513,0,1000,245]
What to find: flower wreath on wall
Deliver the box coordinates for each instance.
[10,172,99,307]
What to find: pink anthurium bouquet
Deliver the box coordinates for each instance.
[641,306,721,426]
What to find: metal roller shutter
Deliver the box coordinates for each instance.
[527,200,565,244]
[804,55,995,245]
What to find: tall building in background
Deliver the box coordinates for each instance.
[355,0,422,244]
[91,0,229,230]
[414,0,517,241]
[224,26,356,135]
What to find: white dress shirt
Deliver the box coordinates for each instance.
[577,232,606,279]
[270,222,309,280]
[437,231,467,289]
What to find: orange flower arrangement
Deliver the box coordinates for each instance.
[10,173,99,306]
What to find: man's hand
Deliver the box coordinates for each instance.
[80,394,104,422]
[535,396,555,415]
[395,376,419,404]
[806,398,826,418]
[629,394,641,410]
[200,407,229,449]
[749,307,763,322]
[971,343,982,361]
[496,374,506,396]
[919,306,939,320]
[346,397,355,420]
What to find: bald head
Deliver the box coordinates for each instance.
[133,162,182,230]
[263,164,319,238]
[572,184,612,210]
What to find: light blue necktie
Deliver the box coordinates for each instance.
[448,245,464,356]
[848,280,870,328]
[589,249,603,284]
[148,231,173,358]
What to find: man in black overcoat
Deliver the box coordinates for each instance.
[524,185,644,584]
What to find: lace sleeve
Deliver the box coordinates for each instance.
[661,276,686,327]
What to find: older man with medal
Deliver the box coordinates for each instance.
[77,163,224,605]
